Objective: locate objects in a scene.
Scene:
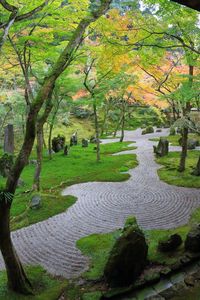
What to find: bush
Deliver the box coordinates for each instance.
[142,126,154,135]
[169,127,176,136]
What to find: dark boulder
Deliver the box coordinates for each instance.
[185,225,200,252]
[82,138,89,148]
[70,132,78,146]
[158,234,182,252]
[104,217,148,287]
[52,135,65,152]
[153,138,169,157]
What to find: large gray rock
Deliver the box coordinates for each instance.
[185,225,200,252]
[4,124,14,154]
[153,138,169,157]
[52,135,65,152]
[104,218,148,287]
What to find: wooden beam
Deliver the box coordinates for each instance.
[171,0,200,11]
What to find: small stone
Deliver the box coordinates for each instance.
[180,256,191,265]
[29,159,37,165]
[30,194,41,209]
[160,267,171,276]
[184,274,196,287]
[158,234,182,252]
[187,139,197,150]
[17,178,25,187]
[70,132,78,146]
[185,225,200,252]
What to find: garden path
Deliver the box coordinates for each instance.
[0,128,199,278]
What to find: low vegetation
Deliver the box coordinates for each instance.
[0,142,137,231]
[156,151,200,188]
[150,133,200,146]
[0,266,67,300]
[77,206,200,282]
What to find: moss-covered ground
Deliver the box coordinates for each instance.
[0,266,67,300]
[0,142,137,231]
[156,151,200,188]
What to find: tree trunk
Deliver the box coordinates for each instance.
[2,1,112,294]
[192,155,200,176]
[48,123,54,160]
[113,116,122,137]
[33,125,43,191]
[0,201,32,294]
[101,107,109,136]
[178,127,188,172]
[120,101,125,142]
[42,127,47,149]
[178,65,193,172]
[93,103,100,162]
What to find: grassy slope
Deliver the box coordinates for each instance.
[0,266,67,300]
[0,142,137,231]
[44,116,95,146]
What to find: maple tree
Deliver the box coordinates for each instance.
[0,0,112,294]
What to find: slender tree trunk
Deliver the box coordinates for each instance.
[0,201,32,294]
[42,127,47,149]
[120,103,125,142]
[113,116,122,137]
[93,103,100,162]
[101,107,109,136]
[48,123,54,160]
[33,125,43,191]
[178,65,193,172]
[178,127,188,172]
[33,99,53,191]
[1,2,112,294]
[192,155,200,176]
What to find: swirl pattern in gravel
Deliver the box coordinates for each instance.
[0,128,199,278]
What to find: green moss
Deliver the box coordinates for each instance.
[156,151,200,188]
[10,194,76,231]
[77,207,200,282]
[0,142,137,231]
[82,291,102,300]
[150,134,200,146]
[124,216,137,228]
[77,230,121,280]
[0,266,67,300]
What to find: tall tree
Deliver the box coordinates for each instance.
[0,0,112,294]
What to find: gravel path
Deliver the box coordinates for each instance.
[0,128,199,278]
